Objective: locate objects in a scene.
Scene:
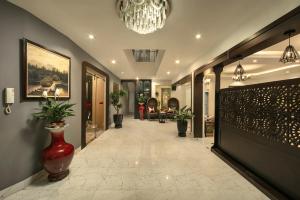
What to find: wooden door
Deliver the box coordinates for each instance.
[95,77,105,130]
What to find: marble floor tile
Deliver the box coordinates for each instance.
[3,118,269,200]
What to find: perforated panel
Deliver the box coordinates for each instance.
[220,78,300,148]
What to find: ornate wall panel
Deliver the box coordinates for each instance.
[220,78,300,149]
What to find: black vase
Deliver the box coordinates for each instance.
[177,120,188,137]
[113,114,123,128]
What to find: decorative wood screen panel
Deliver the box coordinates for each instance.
[220,78,300,149]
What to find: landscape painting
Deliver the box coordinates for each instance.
[23,39,70,100]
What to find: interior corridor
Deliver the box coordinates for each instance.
[5,118,268,200]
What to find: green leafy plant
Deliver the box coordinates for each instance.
[137,93,147,104]
[174,106,194,121]
[33,98,75,127]
[110,90,126,115]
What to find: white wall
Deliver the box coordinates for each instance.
[171,82,192,109]
[185,84,191,108]
[171,82,192,134]
[171,85,185,108]
[204,76,215,117]
[151,80,172,98]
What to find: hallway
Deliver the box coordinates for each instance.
[5,119,268,200]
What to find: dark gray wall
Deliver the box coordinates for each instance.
[0,1,120,190]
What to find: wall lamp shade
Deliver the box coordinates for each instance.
[280,30,300,64]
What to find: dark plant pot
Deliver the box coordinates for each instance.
[113,114,123,128]
[177,120,188,137]
[43,126,74,181]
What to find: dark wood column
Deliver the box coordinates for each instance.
[213,64,224,147]
[193,72,204,138]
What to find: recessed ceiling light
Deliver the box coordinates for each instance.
[136,77,139,80]
[175,60,180,64]
[88,34,95,39]
[167,71,171,75]
[195,34,202,39]
[253,59,258,63]
[111,60,116,64]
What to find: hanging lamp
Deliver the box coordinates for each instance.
[232,59,249,81]
[279,29,300,64]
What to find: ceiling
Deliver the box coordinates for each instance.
[9,0,300,81]
[221,34,300,78]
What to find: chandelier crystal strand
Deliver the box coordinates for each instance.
[117,0,170,34]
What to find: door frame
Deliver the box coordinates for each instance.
[81,61,110,149]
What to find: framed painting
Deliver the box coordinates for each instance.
[113,82,120,92]
[22,39,71,100]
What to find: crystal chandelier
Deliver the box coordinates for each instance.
[279,29,300,64]
[232,60,249,81]
[116,0,170,34]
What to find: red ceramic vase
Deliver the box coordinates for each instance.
[139,104,145,120]
[42,126,74,181]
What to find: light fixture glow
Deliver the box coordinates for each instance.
[204,78,211,84]
[252,59,258,63]
[167,71,170,75]
[136,77,139,80]
[111,60,116,64]
[88,34,95,39]
[280,30,300,64]
[175,60,180,64]
[121,71,125,74]
[250,64,299,76]
[195,34,202,39]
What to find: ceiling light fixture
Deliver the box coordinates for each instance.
[280,29,300,64]
[111,60,116,64]
[167,71,170,75]
[252,59,258,63]
[116,0,171,34]
[136,77,139,80]
[232,58,249,81]
[195,34,201,39]
[88,34,95,39]
[175,60,180,64]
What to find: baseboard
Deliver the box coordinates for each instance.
[0,169,47,200]
[211,146,290,200]
[0,146,81,199]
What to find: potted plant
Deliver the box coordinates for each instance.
[174,106,194,137]
[33,95,75,181]
[137,94,147,120]
[110,90,126,128]
[137,93,147,105]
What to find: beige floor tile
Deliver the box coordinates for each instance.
[3,118,269,200]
